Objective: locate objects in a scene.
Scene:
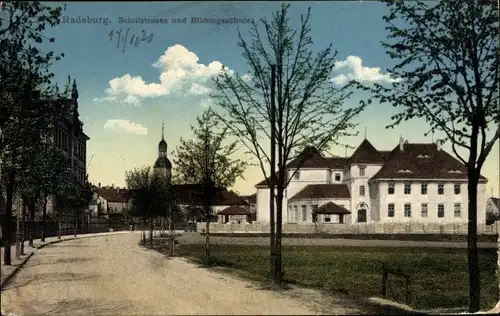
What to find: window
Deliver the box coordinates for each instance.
[288,206,293,222]
[421,203,428,217]
[359,166,366,177]
[388,204,395,217]
[421,184,427,195]
[404,203,412,217]
[438,204,445,218]
[438,184,444,195]
[301,205,307,221]
[294,171,300,180]
[388,182,395,194]
[359,185,365,196]
[404,183,411,194]
[293,205,298,222]
[454,203,461,217]
[324,216,331,222]
[335,173,341,181]
[454,184,461,195]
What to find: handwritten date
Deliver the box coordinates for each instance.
[108,28,154,53]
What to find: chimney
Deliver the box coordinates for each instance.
[399,137,404,151]
[98,182,101,188]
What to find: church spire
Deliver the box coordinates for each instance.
[161,121,164,140]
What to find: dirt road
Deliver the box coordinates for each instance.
[0,233,366,315]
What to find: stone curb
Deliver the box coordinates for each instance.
[363,297,427,315]
[0,232,128,290]
[0,252,35,290]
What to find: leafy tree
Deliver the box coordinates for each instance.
[212,4,363,284]
[0,1,66,265]
[353,0,499,312]
[125,166,173,248]
[173,108,248,189]
[173,108,248,264]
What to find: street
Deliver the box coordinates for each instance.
[0,233,365,315]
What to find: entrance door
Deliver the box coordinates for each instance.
[357,209,367,223]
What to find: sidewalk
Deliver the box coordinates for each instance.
[0,231,130,288]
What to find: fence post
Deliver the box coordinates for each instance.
[381,263,388,298]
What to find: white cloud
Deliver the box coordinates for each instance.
[330,56,399,85]
[103,119,148,136]
[189,83,212,95]
[96,44,234,105]
[200,98,213,108]
[92,96,118,103]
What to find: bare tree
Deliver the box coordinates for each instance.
[212,4,364,285]
[353,0,499,312]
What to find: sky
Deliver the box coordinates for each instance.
[37,1,499,197]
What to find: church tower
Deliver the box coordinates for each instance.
[153,121,172,183]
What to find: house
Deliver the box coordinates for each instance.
[486,197,500,215]
[255,138,488,225]
[93,185,132,216]
[241,193,257,221]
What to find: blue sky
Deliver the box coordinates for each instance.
[40,1,499,196]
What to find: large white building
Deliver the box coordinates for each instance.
[255,138,488,225]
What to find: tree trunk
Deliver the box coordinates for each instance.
[275,189,284,286]
[205,210,210,265]
[3,169,15,265]
[74,215,78,237]
[149,216,153,248]
[28,199,35,247]
[467,172,481,312]
[58,211,62,239]
[169,214,174,256]
[21,200,26,255]
[41,198,47,242]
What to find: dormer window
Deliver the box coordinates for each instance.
[417,154,431,158]
[398,169,412,173]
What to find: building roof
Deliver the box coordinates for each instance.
[314,202,351,215]
[254,139,488,187]
[171,184,248,206]
[96,188,131,203]
[346,139,385,164]
[288,184,351,202]
[154,156,172,169]
[491,197,500,209]
[370,143,487,181]
[241,193,256,204]
[218,206,251,216]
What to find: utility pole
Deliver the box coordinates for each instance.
[269,64,277,279]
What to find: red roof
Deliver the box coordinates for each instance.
[289,184,351,202]
[171,184,248,206]
[96,188,131,203]
[346,139,385,164]
[315,202,351,215]
[218,206,251,216]
[370,143,486,180]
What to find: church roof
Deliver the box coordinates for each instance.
[154,156,172,169]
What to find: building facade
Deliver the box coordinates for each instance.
[255,138,488,225]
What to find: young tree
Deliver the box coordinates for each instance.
[212,4,363,284]
[354,0,499,312]
[172,108,248,264]
[125,166,171,248]
[0,1,66,265]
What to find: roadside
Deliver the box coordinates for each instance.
[178,232,497,248]
[0,231,129,288]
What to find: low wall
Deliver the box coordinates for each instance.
[197,221,500,235]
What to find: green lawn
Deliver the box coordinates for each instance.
[175,244,499,311]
